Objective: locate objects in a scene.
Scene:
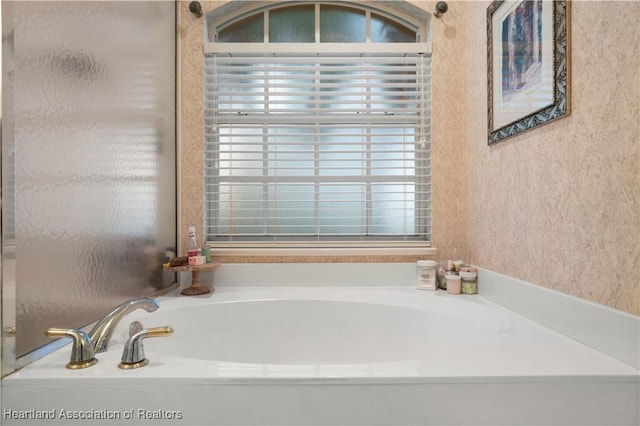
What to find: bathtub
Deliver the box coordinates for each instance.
[2,265,639,425]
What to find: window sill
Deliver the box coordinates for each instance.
[208,243,437,258]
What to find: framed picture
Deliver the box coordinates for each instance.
[487,0,569,144]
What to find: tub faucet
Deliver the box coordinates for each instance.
[89,297,160,353]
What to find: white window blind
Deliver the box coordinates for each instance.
[204,54,431,243]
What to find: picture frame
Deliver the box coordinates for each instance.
[487,0,569,144]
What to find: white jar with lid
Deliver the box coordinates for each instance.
[416,260,438,290]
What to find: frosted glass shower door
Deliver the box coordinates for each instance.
[1,1,176,371]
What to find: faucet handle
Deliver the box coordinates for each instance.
[46,328,98,369]
[129,321,143,337]
[118,326,174,369]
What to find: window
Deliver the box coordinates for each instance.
[204,2,431,246]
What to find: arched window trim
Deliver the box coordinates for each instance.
[205,1,432,56]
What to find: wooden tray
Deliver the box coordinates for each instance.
[164,262,221,296]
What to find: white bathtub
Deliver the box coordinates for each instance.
[2,268,639,425]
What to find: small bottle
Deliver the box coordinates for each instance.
[460,267,478,294]
[201,244,211,263]
[186,226,201,258]
[416,260,438,290]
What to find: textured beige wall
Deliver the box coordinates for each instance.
[450,1,639,315]
[178,1,639,315]
[429,0,471,261]
[178,1,213,255]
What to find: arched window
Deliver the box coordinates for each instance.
[204,2,432,246]
[208,3,425,44]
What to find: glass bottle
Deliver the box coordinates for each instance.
[186,226,201,258]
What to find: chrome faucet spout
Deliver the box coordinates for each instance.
[89,297,160,353]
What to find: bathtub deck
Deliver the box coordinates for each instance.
[2,286,638,426]
[4,286,639,382]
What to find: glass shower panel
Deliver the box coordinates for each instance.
[7,1,176,359]
[2,0,18,375]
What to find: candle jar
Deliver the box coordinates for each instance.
[445,274,461,295]
[460,267,478,294]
